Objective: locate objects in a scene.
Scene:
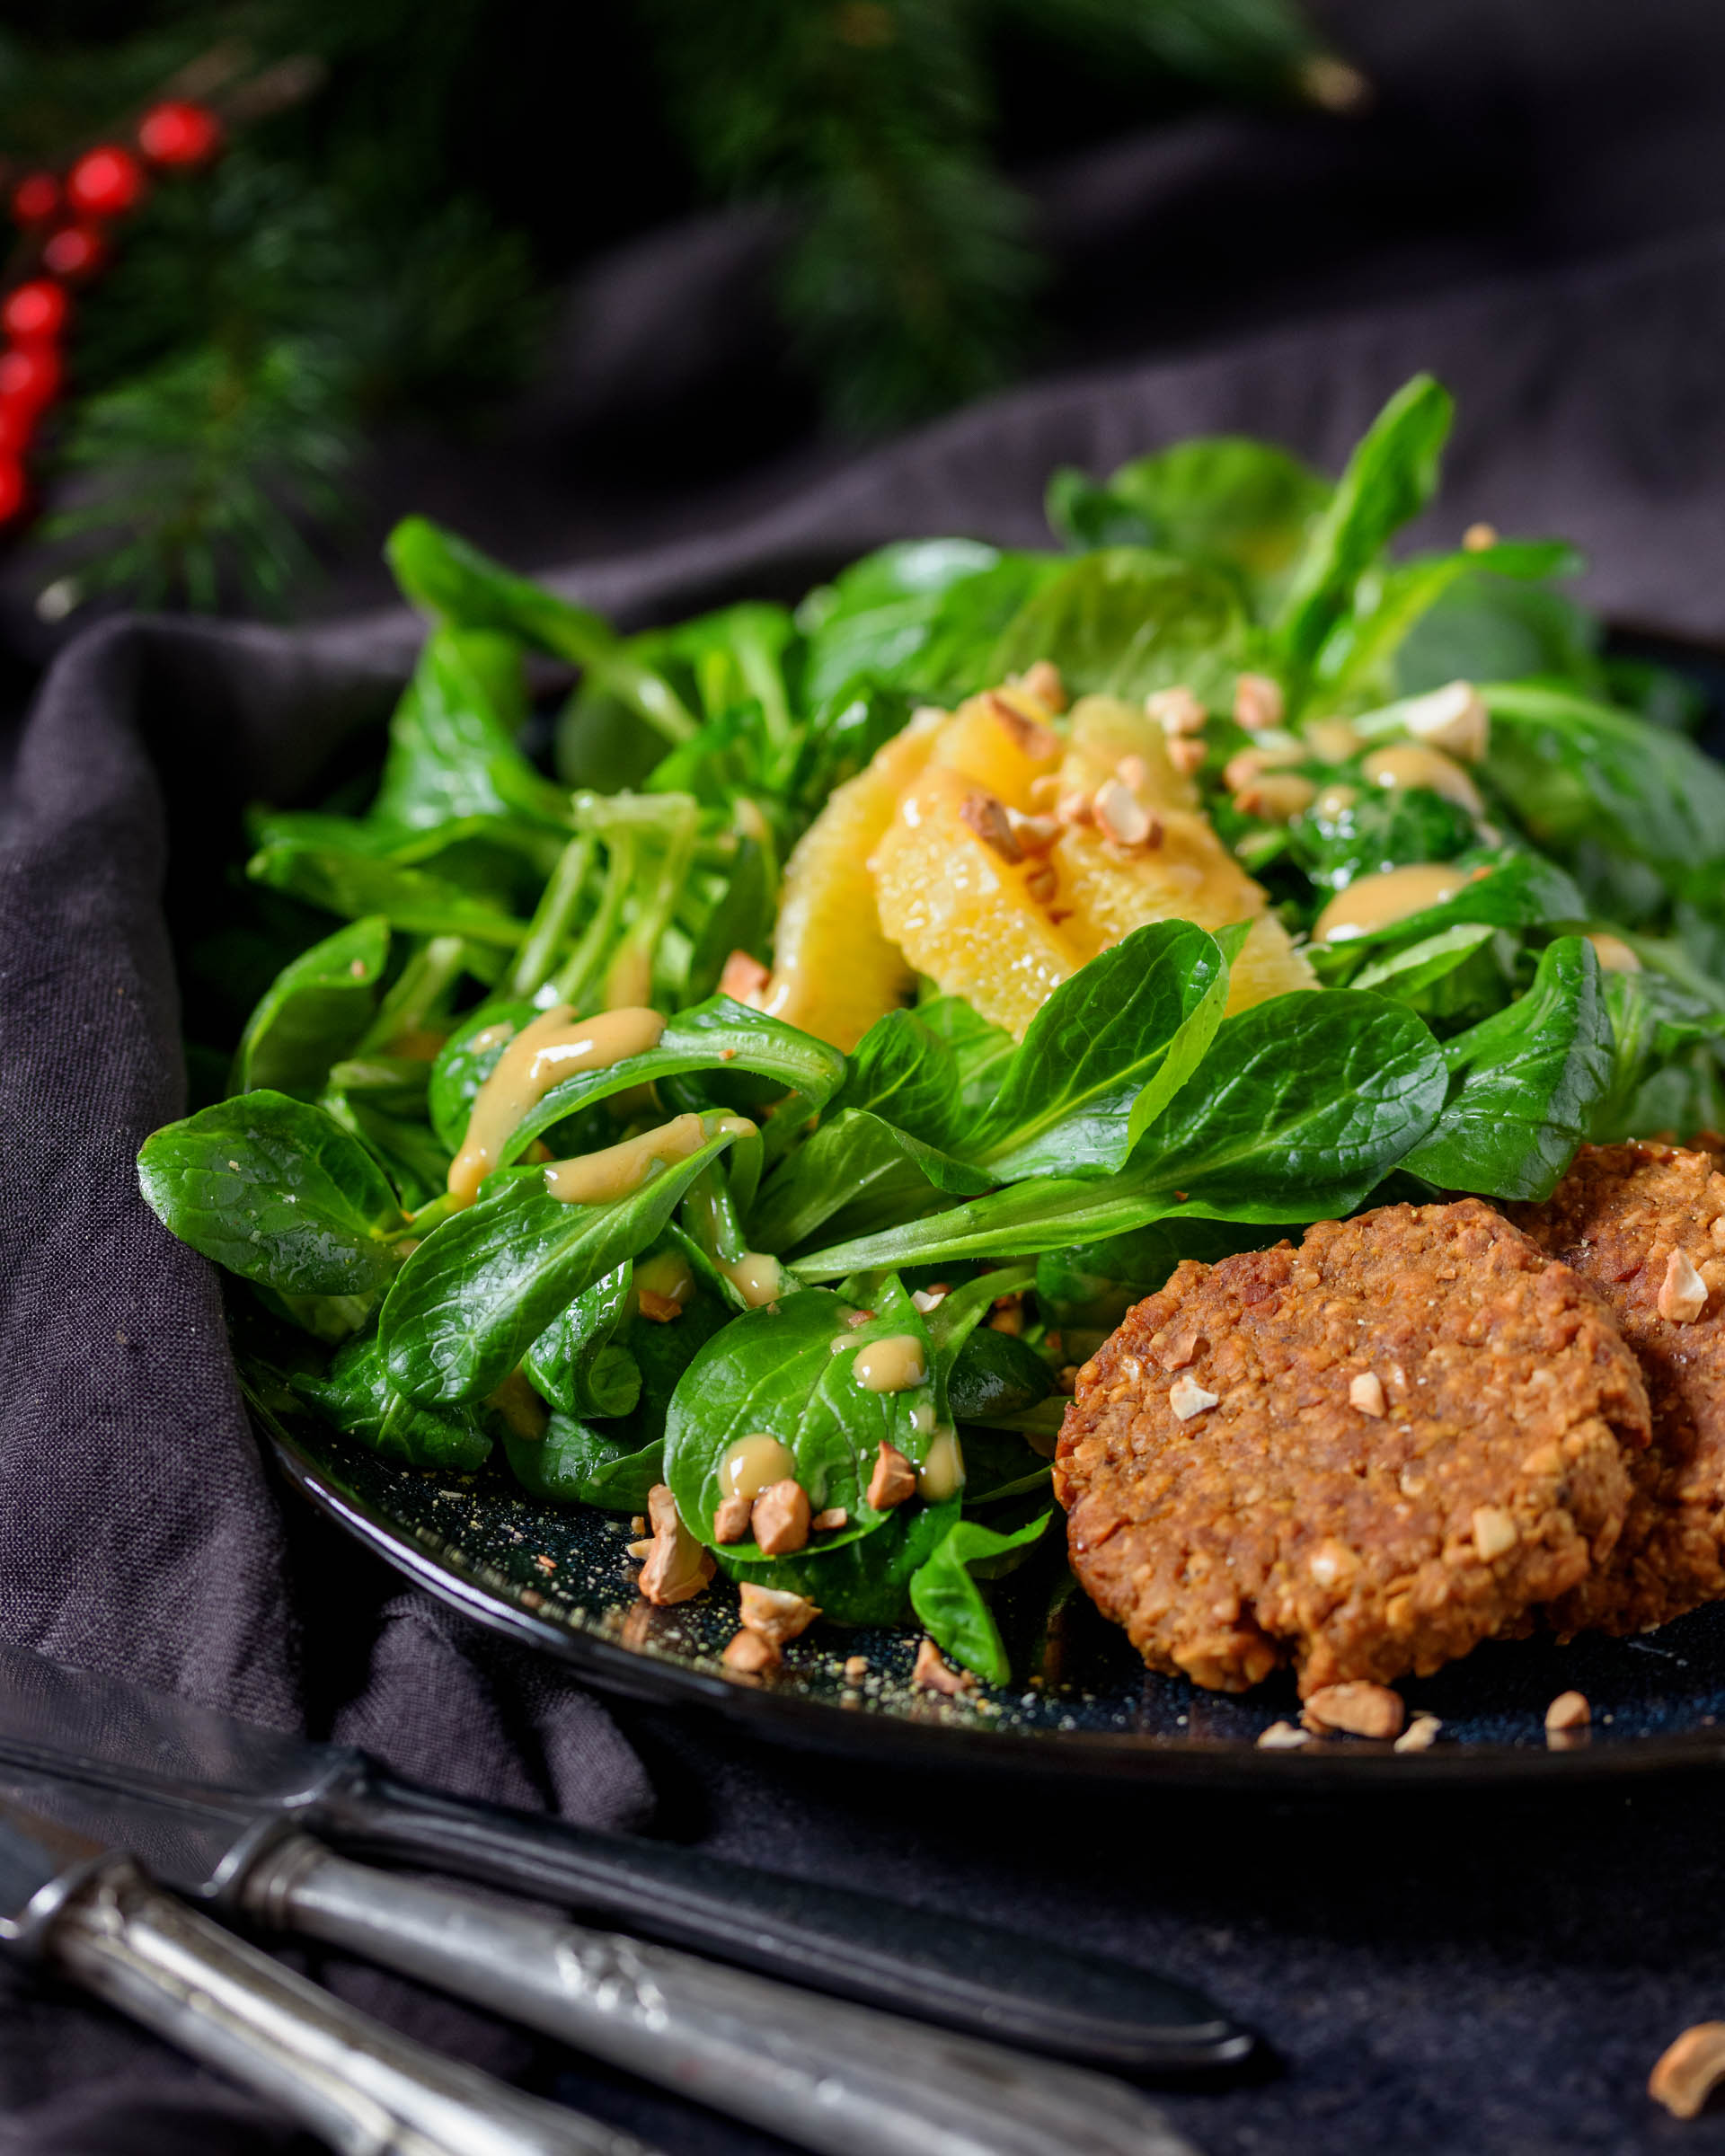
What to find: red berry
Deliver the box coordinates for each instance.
[0,403,33,459]
[0,343,61,413]
[2,281,68,343]
[11,172,59,225]
[66,146,145,219]
[0,457,28,526]
[42,225,108,282]
[137,101,222,168]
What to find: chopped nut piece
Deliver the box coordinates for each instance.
[1462,520,1499,552]
[712,1492,754,1544]
[1168,1374,1220,1421]
[1659,1246,1709,1323]
[1302,1682,1406,1741]
[1093,777,1157,849]
[625,1538,654,1560]
[1014,658,1067,712]
[1393,1713,1443,1754]
[1256,1719,1309,1750]
[1472,1505,1519,1562]
[1223,741,1305,792]
[812,1507,848,1533]
[1398,679,1489,761]
[723,1629,780,1675]
[739,1580,822,1645]
[1004,807,1061,855]
[1349,1371,1386,1418]
[750,1479,811,1556]
[1650,2024,1725,2118]
[867,1440,918,1510]
[1234,672,1285,731]
[843,1654,870,1683]
[1024,860,1058,905]
[913,1637,973,1695]
[637,1288,684,1324]
[1235,774,1317,823]
[1147,685,1208,735]
[910,1285,950,1313]
[1544,1688,1590,1733]
[1307,1539,1358,1588]
[1166,736,1208,777]
[638,1485,716,1606]
[960,788,1022,862]
[1028,773,1063,809]
[1056,788,1096,826]
[719,949,772,1005]
[984,692,1058,760]
[629,1515,647,1536]
[1116,753,1149,791]
[986,1291,1027,1336]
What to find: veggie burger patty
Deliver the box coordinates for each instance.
[1054,1199,1650,1696]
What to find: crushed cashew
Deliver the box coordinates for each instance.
[1013,658,1067,711]
[1393,1713,1443,1754]
[637,1485,716,1606]
[750,1479,811,1556]
[1472,1506,1519,1562]
[1004,807,1060,854]
[1166,736,1208,777]
[843,1654,870,1683]
[1544,1688,1590,1733]
[811,1507,848,1532]
[913,1637,973,1695]
[867,1440,917,1510]
[1302,1682,1406,1741]
[738,1580,821,1646]
[1650,2024,1725,2118]
[1349,1371,1386,1418]
[712,1492,755,1544]
[637,1288,684,1324]
[960,788,1021,862]
[1398,679,1489,761]
[911,1285,951,1313]
[1235,773,1316,823]
[1462,521,1499,552]
[719,950,771,1005]
[1093,777,1157,849]
[984,692,1058,760]
[1256,1720,1309,1750]
[1234,673,1285,731]
[722,1629,780,1675]
[1147,685,1207,736]
[1659,1247,1708,1324]
[1168,1374,1220,1421]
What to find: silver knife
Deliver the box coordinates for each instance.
[0,1640,1250,2076]
[0,1792,657,2156]
[0,1761,1204,2156]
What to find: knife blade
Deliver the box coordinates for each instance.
[0,1640,1251,2076]
[0,1765,1205,2156]
[0,1793,657,2156]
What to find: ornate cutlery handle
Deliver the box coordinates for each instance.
[239,1829,1203,2156]
[38,1853,658,2156]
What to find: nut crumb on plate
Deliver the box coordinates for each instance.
[1650,2024,1725,2118]
[1544,1689,1590,1732]
[1302,1683,1406,1741]
[913,1638,973,1696]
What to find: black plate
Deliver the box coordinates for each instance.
[246,629,1725,1790]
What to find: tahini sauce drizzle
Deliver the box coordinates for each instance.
[719,1433,796,1501]
[1312,862,1469,944]
[543,1112,755,1206]
[916,1428,965,1502]
[1359,743,1483,815]
[722,1252,783,1308]
[853,1335,928,1392]
[448,1004,667,1206]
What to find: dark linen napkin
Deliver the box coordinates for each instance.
[6,225,1725,2153]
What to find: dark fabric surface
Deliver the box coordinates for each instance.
[9,27,1725,2153]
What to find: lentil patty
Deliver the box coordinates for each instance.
[1511,1143,1725,1634]
[1054,1200,1649,1694]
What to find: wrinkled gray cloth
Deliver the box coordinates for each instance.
[9,110,1725,2156]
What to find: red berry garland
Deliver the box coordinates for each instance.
[0,101,223,529]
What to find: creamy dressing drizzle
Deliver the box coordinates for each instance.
[544,1112,713,1206]
[486,1365,548,1442]
[916,1428,965,1501]
[448,1004,667,1206]
[853,1335,927,1392]
[1313,862,1469,943]
[1360,742,1483,815]
[722,1251,783,1308]
[634,1248,695,1307]
[719,1432,796,1501]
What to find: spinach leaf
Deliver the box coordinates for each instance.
[138,1091,407,1297]
[1290,788,1482,897]
[795,993,1448,1273]
[379,1116,756,1402]
[947,1325,1052,1424]
[1046,437,1330,612]
[320,1067,451,1213]
[387,517,697,744]
[1314,538,1579,698]
[719,1498,961,1624]
[836,1009,962,1148]
[1396,572,1603,697]
[1349,923,1500,998]
[1483,684,1725,906]
[986,550,1246,706]
[797,541,1058,706]
[370,627,568,835]
[663,1277,941,1553]
[247,826,529,947]
[965,920,1234,1177]
[748,1107,982,1254]
[1273,374,1453,680]
[231,915,390,1099]
[294,1330,491,1471]
[1034,1217,1277,1331]
[1590,969,1725,1142]
[909,1513,1052,1686]
[783,680,917,830]
[524,1261,640,1419]
[503,1416,663,1510]
[1402,937,1612,1200]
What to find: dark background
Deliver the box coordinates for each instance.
[9,4,1725,2152]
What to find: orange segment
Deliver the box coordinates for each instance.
[930,687,1065,811]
